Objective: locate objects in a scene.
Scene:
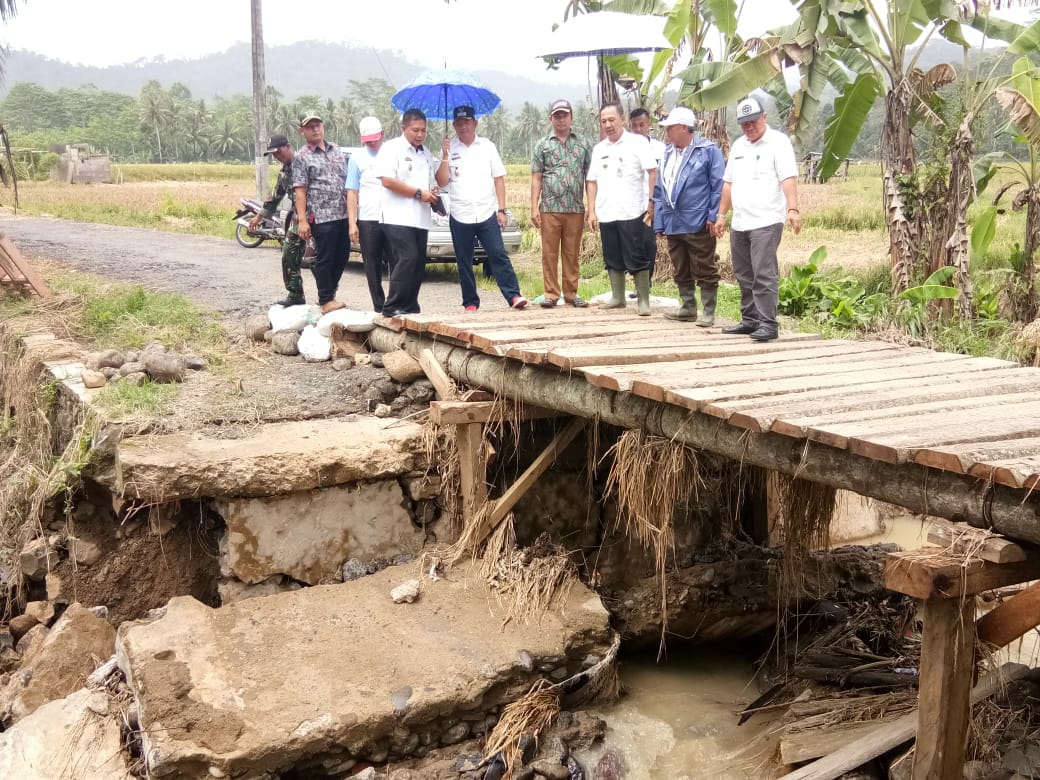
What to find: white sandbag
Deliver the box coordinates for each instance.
[315,308,379,337]
[297,324,331,362]
[268,304,320,333]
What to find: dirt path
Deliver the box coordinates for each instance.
[0,214,520,319]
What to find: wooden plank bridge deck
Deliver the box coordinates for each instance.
[383,308,1040,495]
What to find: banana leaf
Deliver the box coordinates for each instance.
[819,71,882,180]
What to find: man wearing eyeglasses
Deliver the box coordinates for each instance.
[714,97,801,342]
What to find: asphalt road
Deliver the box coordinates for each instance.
[0,214,513,320]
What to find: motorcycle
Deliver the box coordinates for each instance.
[233,197,285,248]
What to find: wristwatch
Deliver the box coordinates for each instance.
[414,188,422,200]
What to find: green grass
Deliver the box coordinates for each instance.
[113,163,259,183]
[92,380,180,417]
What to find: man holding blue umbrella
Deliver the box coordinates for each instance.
[435,105,527,312]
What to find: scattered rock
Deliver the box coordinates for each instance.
[81,368,107,388]
[1,603,116,725]
[245,315,271,342]
[391,686,412,716]
[89,606,109,620]
[8,615,39,644]
[70,538,103,567]
[185,355,206,371]
[355,353,373,366]
[271,331,300,356]
[86,349,126,371]
[143,351,187,383]
[363,387,385,403]
[19,538,58,581]
[593,748,626,780]
[332,357,354,371]
[374,403,393,418]
[126,350,140,363]
[99,366,120,379]
[263,329,274,342]
[355,769,377,780]
[383,350,424,383]
[442,721,470,745]
[122,371,148,386]
[148,504,177,536]
[370,353,385,368]
[0,630,11,652]
[531,759,571,780]
[14,624,48,663]
[217,576,301,605]
[45,573,63,601]
[390,580,421,604]
[23,602,54,627]
[0,647,19,674]
[118,360,147,376]
[342,559,370,582]
[403,380,435,404]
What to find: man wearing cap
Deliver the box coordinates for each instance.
[250,134,306,307]
[292,113,350,314]
[715,96,801,342]
[435,105,527,312]
[376,108,439,316]
[630,107,667,275]
[586,103,658,315]
[531,99,591,309]
[347,116,393,313]
[653,106,725,326]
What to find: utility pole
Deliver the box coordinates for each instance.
[251,0,268,201]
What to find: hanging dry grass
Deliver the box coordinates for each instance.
[603,429,703,657]
[484,683,560,780]
[774,473,837,599]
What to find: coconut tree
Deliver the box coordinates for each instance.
[139,82,172,164]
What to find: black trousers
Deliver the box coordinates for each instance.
[358,219,392,313]
[600,215,652,274]
[381,224,427,314]
[310,219,349,305]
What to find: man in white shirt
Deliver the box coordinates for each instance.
[376,108,440,316]
[630,107,667,276]
[715,97,802,342]
[347,116,392,313]
[586,103,658,315]
[435,105,527,312]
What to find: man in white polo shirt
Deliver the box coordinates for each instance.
[376,108,440,316]
[586,103,658,315]
[715,96,802,342]
[347,116,392,313]
[435,105,527,312]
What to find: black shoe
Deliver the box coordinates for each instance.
[721,321,758,335]
[273,296,305,307]
[539,298,558,309]
[382,308,408,317]
[749,325,779,342]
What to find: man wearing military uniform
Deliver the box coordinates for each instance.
[250,134,306,307]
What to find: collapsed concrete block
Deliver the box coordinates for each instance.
[117,563,614,779]
[217,480,422,585]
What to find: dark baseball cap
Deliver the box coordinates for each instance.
[550,99,572,115]
[263,134,291,154]
[298,112,323,127]
[453,105,476,120]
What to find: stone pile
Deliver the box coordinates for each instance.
[80,342,205,389]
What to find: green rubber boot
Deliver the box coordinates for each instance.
[602,270,627,309]
[634,270,652,316]
[696,284,717,328]
[664,284,697,322]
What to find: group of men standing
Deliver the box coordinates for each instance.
[531,95,801,341]
[255,105,527,318]
[255,93,801,341]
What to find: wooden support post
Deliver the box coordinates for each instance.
[419,349,456,400]
[457,422,488,526]
[977,580,1040,648]
[912,596,976,780]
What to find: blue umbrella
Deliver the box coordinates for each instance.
[391,69,501,121]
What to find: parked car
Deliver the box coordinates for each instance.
[343,147,522,266]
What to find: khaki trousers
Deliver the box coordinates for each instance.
[540,212,585,302]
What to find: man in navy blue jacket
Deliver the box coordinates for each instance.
[653,106,725,326]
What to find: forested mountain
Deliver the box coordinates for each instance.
[0,42,584,111]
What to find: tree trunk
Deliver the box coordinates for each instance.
[597,56,618,106]
[881,83,918,292]
[941,117,976,320]
[1019,185,1040,322]
[702,108,730,158]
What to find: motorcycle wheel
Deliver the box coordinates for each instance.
[235,223,265,248]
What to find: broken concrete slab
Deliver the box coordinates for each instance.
[1,604,116,725]
[216,480,423,585]
[117,563,613,779]
[0,687,133,780]
[113,417,427,502]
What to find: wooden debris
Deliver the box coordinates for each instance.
[0,232,51,298]
[884,548,1040,600]
[926,520,1025,564]
[418,348,455,400]
[977,579,1040,649]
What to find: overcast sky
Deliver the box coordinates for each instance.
[2,0,799,84]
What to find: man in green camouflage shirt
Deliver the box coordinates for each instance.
[531,99,592,308]
[250,134,306,306]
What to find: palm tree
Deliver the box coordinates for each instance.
[513,102,545,159]
[139,82,171,163]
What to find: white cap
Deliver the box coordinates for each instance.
[359,116,382,142]
[659,106,697,128]
[735,97,764,123]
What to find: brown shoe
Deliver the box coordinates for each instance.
[321,300,346,314]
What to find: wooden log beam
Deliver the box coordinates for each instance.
[429,400,559,426]
[977,580,1040,648]
[778,663,1031,780]
[367,328,1040,544]
[926,520,1025,564]
[913,597,975,780]
[884,549,1040,600]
